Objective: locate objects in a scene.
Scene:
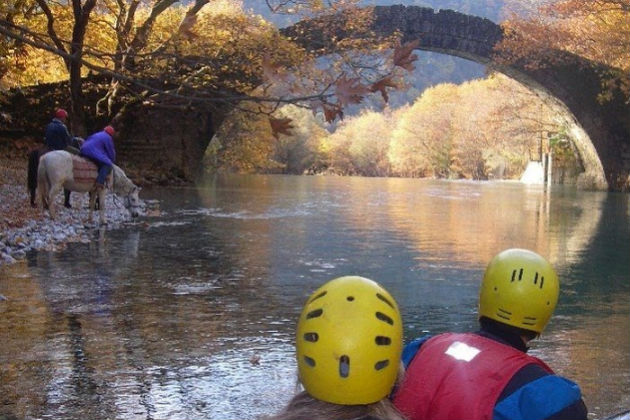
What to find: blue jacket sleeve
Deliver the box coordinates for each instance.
[494,375,586,420]
[402,335,432,369]
[105,137,116,163]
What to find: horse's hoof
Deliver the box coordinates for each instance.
[30,202,37,208]
[64,203,72,209]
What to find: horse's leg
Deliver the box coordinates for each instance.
[27,149,40,207]
[38,181,47,211]
[37,159,49,211]
[88,190,96,223]
[98,187,106,225]
[47,182,63,220]
[64,189,72,208]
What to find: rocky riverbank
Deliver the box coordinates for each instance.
[0,153,143,266]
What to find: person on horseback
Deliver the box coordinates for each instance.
[43,108,74,207]
[80,125,116,190]
[44,108,72,151]
[263,275,406,420]
[392,248,588,420]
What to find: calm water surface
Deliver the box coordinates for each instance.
[1,175,628,420]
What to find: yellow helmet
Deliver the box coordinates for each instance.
[479,249,559,333]
[296,276,403,405]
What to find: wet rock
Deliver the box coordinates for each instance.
[11,249,25,260]
[1,253,16,265]
[0,190,146,267]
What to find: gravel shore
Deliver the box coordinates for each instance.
[0,155,143,266]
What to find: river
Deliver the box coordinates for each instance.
[1,175,628,420]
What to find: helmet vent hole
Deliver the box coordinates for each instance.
[303,332,319,342]
[375,312,394,325]
[376,293,394,308]
[309,291,327,303]
[496,308,512,320]
[306,308,323,319]
[511,268,524,282]
[347,296,354,301]
[522,316,537,326]
[339,355,350,378]
[304,356,316,367]
[375,336,391,345]
[540,277,545,289]
[534,272,539,284]
[374,360,389,370]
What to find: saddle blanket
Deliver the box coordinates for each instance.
[71,155,98,186]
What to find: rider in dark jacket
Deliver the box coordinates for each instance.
[44,109,72,151]
[44,108,74,207]
[393,249,588,420]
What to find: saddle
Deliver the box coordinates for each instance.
[71,155,99,187]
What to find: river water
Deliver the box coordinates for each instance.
[1,175,628,420]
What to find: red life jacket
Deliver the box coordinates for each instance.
[393,332,553,420]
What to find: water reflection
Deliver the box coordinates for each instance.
[0,176,628,419]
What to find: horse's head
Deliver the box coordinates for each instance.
[125,186,142,218]
[112,165,143,218]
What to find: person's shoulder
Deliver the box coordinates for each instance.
[495,366,587,420]
[401,334,434,368]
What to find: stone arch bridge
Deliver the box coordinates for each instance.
[119,5,629,191]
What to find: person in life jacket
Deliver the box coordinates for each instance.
[263,276,406,420]
[392,248,588,420]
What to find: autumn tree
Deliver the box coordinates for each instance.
[1,0,418,141]
[207,103,280,173]
[387,83,459,178]
[346,109,392,176]
[388,104,432,178]
[323,108,392,176]
[498,0,630,103]
[328,73,575,181]
[0,0,36,88]
[271,105,328,174]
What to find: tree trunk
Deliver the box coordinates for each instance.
[66,0,97,136]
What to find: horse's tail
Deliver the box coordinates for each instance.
[37,153,50,209]
[27,148,40,207]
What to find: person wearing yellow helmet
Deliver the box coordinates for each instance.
[393,248,587,420]
[263,276,406,420]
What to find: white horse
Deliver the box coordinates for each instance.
[37,150,141,224]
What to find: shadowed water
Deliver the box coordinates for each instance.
[1,175,628,419]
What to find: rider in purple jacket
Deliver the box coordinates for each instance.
[80,125,116,187]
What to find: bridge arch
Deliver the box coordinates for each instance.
[282,5,630,191]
